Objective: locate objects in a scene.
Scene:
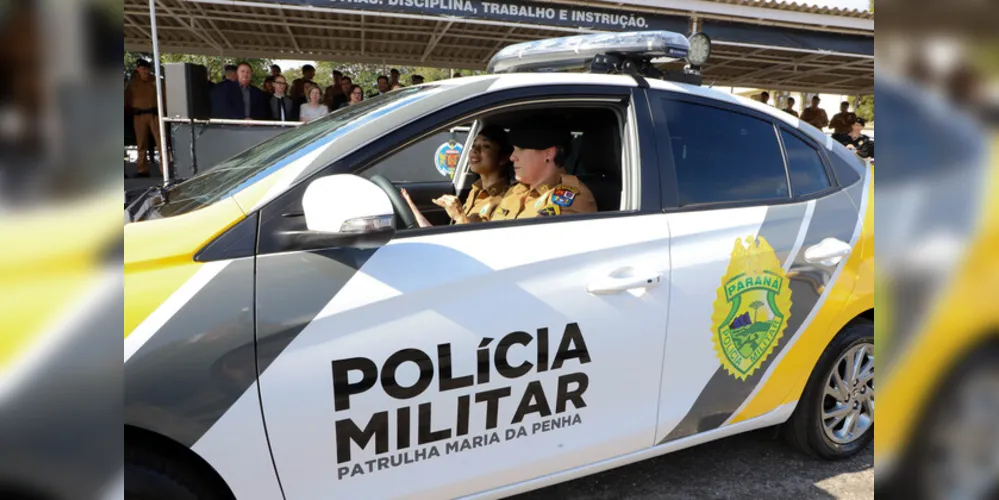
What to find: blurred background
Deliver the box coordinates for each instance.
[874,0,999,499]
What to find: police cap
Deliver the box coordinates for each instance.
[507,114,570,150]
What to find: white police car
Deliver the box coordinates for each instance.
[124,31,873,499]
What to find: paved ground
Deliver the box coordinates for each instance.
[507,429,873,500]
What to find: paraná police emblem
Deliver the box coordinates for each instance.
[435,141,463,178]
[711,235,792,381]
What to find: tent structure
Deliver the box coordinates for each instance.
[125,0,873,184]
[125,0,873,94]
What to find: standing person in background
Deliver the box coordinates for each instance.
[324,70,347,110]
[290,64,316,105]
[389,69,401,88]
[347,85,364,106]
[262,76,276,95]
[269,75,298,122]
[124,59,162,178]
[801,95,829,130]
[829,101,857,144]
[758,91,770,105]
[844,117,874,159]
[374,75,390,97]
[782,97,799,117]
[222,64,237,83]
[299,85,329,122]
[270,64,282,78]
[340,76,353,101]
[212,62,269,120]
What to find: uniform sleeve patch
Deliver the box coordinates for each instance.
[538,205,561,217]
[550,186,578,207]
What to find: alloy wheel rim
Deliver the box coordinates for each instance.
[821,342,874,445]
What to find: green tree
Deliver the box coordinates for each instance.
[124,51,273,86]
[854,95,874,123]
[749,300,765,322]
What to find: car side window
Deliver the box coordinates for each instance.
[360,126,470,183]
[661,99,789,206]
[780,129,832,197]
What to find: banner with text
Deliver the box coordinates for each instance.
[276,0,690,33]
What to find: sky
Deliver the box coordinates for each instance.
[272,0,870,70]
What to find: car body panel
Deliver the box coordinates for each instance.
[121,72,876,499]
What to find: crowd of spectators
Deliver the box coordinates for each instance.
[210,62,431,123]
[756,91,873,159]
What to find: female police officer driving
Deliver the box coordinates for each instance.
[402,124,514,227]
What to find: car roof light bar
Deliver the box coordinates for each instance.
[487,30,690,75]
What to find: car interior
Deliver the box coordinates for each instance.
[469,106,624,213]
[385,104,627,230]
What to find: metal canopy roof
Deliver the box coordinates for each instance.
[124,0,873,94]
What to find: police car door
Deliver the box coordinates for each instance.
[646,92,868,443]
[252,86,672,499]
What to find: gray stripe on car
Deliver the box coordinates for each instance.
[125,248,378,448]
[661,189,863,443]
[661,202,810,440]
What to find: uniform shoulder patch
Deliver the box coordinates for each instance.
[537,205,561,217]
[550,185,579,207]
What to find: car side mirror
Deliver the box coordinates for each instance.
[278,174,396,251]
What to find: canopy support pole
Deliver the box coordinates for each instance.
[149,0,172,186]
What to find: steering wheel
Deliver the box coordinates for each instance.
[369,174,418,229]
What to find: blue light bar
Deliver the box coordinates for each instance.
[486,30,690,74]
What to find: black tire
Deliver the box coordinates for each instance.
[125,445,232,500]
[884,343,999,500]
[784,318,874,460]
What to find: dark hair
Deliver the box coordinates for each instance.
[224,64,237,73]
[787,97,795,104]
[855,117,866,126]
[761,91,770,98]
[303,64,315,72]
[264,75,276,84]
[390,68,400,75]
[342,76,352,84]
[477,124,514,178]
[271,64,281,71]
[841,101,850,107]
[377,75,389,83]
[333,70,343,77]
[350,84,364,98]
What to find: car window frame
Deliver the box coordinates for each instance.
[776,124,842,200]
[253,85,662,256]
[650,90,845,213]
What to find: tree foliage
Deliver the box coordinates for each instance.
[124,51,273,86]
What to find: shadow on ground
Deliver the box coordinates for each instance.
[506,429,873,500]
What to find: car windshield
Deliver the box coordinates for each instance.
[142,85,445,220]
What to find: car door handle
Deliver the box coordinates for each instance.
[587,272,663,295]
[804,238,853,267]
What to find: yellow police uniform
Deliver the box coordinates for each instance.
[491,173,597,220]
[800,107,829,130]
[461,179,510,223]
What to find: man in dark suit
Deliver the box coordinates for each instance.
[268,75,299,122]
[211,62,269,120]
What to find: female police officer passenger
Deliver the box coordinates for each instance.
[402,124,514,227]
[490,114,597,220]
